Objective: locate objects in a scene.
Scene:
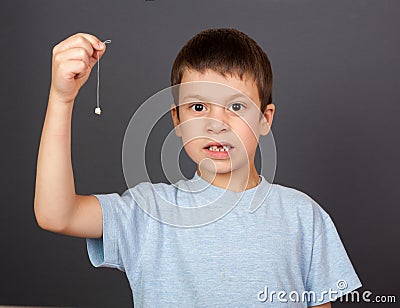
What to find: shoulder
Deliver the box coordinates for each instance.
[121,180,179,204]
[270,182,332,230]
[127,180,178,194]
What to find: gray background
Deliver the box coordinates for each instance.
[1,0,399,307]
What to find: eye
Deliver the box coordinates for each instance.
[190,102,206,112]
[228,102,246,112]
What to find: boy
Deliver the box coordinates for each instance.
[34,28,362,307]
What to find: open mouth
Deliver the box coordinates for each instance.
[203,142,234,152]
[205,145,232,152]
[203,142,234,158]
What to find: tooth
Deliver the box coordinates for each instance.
[207,145,232,152]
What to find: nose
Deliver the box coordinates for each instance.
[205,104,229,134]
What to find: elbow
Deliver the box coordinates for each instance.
[33,202,68,233]
[35,215,68,234]
[34,201,47,230]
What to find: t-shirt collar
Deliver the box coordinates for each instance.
[186,171,273,213]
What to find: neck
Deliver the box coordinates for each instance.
[196,164,260,193]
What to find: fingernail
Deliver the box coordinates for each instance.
[98,42,104,49]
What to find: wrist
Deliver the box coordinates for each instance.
[49,88,76,106]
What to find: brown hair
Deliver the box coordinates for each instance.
[170,28,273,119]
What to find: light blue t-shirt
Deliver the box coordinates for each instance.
[86,172,362,307]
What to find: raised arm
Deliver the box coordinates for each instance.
[34,33,106,238]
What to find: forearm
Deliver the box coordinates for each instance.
[34,92,77,231]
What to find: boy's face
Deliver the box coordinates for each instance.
[171,68,274,176]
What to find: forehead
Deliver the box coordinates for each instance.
[180,69,260,107]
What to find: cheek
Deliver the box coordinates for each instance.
[232,117,260,147]
[238,128,259,153]
[178,116,205,144]
[181,139,204,163]
[184,140,197,152]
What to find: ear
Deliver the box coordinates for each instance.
[259,103,275,136]
[170,103,182,137]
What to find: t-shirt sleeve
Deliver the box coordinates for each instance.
[85,187,151,272]
[305,203,362,306]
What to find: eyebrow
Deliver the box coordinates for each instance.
[181,93,251,102]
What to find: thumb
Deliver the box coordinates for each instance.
[89,43,106,69]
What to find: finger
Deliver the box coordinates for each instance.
[75,32,106,51]
[54,47,91,68]
[53,33,104,58]
[58,32,104,52]
[59,59,90,80]
[88,46,107,69]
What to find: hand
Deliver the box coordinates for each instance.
[50,33,106,103]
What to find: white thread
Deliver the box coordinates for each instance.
[95,39,111,115]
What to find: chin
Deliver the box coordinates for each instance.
[201,163,238,175]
